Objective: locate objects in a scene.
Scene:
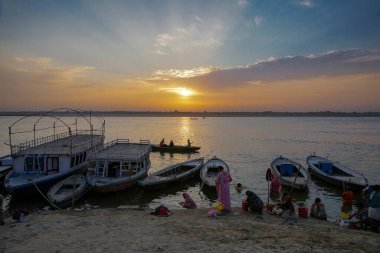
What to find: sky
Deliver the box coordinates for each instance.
[0,0,380,112]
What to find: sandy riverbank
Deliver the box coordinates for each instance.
[1,207,379,253]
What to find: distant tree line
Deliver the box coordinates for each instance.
[0,111,379,117]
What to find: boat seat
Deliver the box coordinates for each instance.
[281,164,293,176]
[318,162,333,174]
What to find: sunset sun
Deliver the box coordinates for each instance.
[177,88,193,97]
[163,87,194,97]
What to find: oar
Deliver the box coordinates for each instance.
[290,165,301,197]
[265,168,272,204]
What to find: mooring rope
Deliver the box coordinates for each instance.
[32,181,88,217]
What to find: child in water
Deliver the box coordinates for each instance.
[235,183,243,193]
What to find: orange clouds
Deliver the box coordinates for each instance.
[1,50,380,111]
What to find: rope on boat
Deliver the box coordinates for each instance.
[289,165,301,198]
[198,180,206,201]
[32,182,88,217]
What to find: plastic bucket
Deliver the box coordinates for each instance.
[242,200,248,211]
[341,212,349,219]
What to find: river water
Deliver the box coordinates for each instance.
[1,116,379,219]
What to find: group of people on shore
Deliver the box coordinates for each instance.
[177,167,380,232]
[341,184,380,232]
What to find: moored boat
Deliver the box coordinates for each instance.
[306,155,368,190]
[139,157,204,190]
[270,156,310,190]
[200,156,230,188]
[4,108,105,196]
[86,139,151,193]
[47,174,89,208]
[151,145,200,153]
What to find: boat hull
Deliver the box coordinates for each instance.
[151,145,200,153]
[91,179,142,193]
[4,169,79,197]
[0,167,12,184]
[141,158,204,190]
[307,156,367,190]
[200,157,229,189]
[47,174,90,208]
[270,156,310,191]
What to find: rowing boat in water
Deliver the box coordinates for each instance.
[151,145,200,153]
[306,155,367,190]
[140,158,204,190]
[200,156,229,188]
[270,156,310,191]
[47,174,89,208]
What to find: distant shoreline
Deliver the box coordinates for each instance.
[0,111,379,117]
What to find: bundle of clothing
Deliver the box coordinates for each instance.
[151,205,172,217]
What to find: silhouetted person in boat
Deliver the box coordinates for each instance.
[169,140,174,147]
[187,139,192,147]
[159,138,168,147]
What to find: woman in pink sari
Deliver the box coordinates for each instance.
[270,174,281,194]
[180,192,197,209]
[215,167,232,211]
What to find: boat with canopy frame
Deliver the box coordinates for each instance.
[4,108,105,196]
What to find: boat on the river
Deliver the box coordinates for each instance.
[151,145,200,153]
[86,139,151,193]
[4,108,105,196]
[306,155,368,190]
[270,156,310,190]
[47,174,89,208]
[200,156,230,188]
[139,157,204,190]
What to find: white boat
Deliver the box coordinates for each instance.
[306,155,368,190]
[270,156,310,190]
[200,156,230,188]
[86,139,151,193]
[140,158,204,190]
[47,174,89,208]
[4,108,105,196]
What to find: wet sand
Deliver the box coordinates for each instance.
[1,207,379,253]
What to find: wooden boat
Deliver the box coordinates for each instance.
[4,108,105,196]
[140,158,204,190]
[47,174,89,208]
[200,156,230,188]
[86,139,151,193]
[270,156,310,190]
[151,145,200,153]
[306,155,368,190]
